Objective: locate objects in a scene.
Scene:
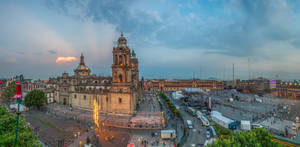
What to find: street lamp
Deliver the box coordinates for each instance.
[14,74,23,147]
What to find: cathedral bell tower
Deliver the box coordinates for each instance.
[112,33,133,84]
[109,33,139,115]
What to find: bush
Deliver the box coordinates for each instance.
[213,124,233,139]
[0,105,40,146]
[209,127,284,147]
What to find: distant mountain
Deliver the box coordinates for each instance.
[207,77,218,80]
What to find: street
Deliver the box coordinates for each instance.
[177,105,207,147]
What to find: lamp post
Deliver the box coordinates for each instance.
[14,74,23,147]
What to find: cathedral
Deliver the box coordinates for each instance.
[46,33,143,115]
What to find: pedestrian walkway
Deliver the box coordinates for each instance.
[129,134,174,147]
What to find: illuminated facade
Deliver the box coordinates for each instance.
[274,81,300,98]
[46,33,143,115]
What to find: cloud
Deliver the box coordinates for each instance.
[56,56,78,63]
[45,0,300,58]
[48,50,57,54]
[2,0,300,80]
[16,51,25,55]
[46,0,165,45]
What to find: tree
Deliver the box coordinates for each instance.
[2,81,16,102]
[24,90,47,109]
[0,105,41,146]
[209,128,284,147]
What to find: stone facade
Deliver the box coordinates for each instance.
[46,33,143,115]
[145,79,224,91]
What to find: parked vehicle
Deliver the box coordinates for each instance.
[161,129,176,139]
[196,110,203,119]
[292,123,296,130]
[251,124,263,129]
[255,98,262,103]
[229,121,240,130]
[241,120,251,131]
[187,120,193,129]
[186,107,196,116]
[206,131,211,139]
[200,115,210,127]
[210,126,217,137]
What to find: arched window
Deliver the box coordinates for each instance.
[119,55,123,65]
[119,98,122,104]
[115,55,118,65]
[124,55,127,65]
[119,74,123,82]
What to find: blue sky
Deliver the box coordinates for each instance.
[1,0,300,80]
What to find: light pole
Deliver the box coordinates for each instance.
[14,74,23,147]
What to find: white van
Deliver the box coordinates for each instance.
[187,120,193,129]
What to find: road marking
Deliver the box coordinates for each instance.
[193,129,197,132]
[191,144,195,147]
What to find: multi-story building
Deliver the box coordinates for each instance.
[145,79,224,91]
[235,77,271,94]
[45,33,143,115]
[22,79,46,96]
[274,81,300,98]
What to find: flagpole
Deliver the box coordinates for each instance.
[14,74,23,147]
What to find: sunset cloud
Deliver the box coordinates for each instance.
[56,56,78,63]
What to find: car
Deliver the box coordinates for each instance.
[251,124,263,129]
[292,123,297,130]
[206,131,210,139]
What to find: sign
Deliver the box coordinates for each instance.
[14,81,22,99]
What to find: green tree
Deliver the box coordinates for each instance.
[2,81,16,102]
[209,128,284,147]
[24,90,46,109]
[0,105,41,146]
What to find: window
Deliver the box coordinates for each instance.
[84,95,86,100]
[119,74,123,82]
[115,55,118,65]
[119,98,122,104]
[106,97,108,102]
[119,55,123,65]
[74,94,77,99]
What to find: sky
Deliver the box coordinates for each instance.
[1,0,300,80]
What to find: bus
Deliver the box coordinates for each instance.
[196,111,203,119]
[200,115,210,127]
[210,126,217,137]
[186,120,193,129]
[186,107,196,116]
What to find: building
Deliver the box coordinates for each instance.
[45,33,143,115]
[22,79,47,96]
[0,79,7,97]
[145,79,224,91]
[235,77,271,94]
[274,81,300,98]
